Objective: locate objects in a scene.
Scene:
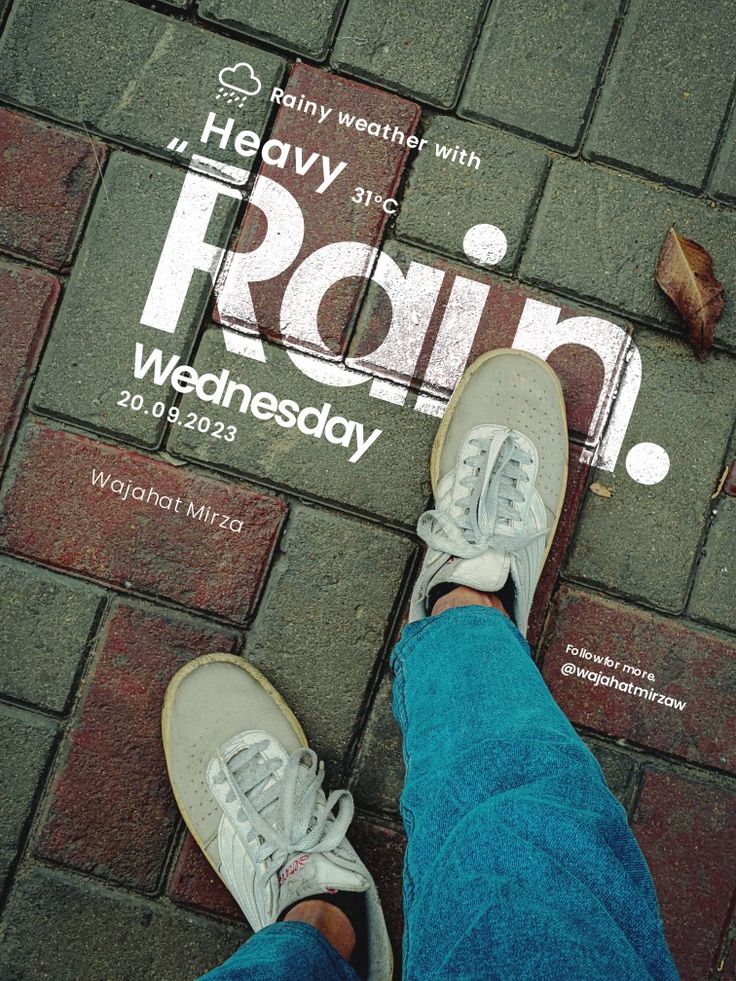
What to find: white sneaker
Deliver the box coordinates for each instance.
[162,653,393,980]
[410,349,568,635]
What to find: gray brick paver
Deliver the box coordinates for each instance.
[585,0,736,190]
[353,671,404,815]
[31,152,238,447]
[0,864,244,980]
[460,0,620,151]
[198,0,344,60]
[521,158,736,352]
[565,328,736,613]
[244,503,414,775]
[395,114,549,273]
[0,707,56,888]
[167,329,439,526]
[0,0,285,162]
[689,497,736,634]
[0,558,104,713]
[332,0,487,109]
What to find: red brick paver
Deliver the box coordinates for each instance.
[528,450,589,646]
[541,586,736,771]
[217,64,420,353]
[351,818,406,969]
[0,423,286,622]
[0,261,60,466]
[632,769,736,981]
[36,601,240,890]
[169,833,242,922]
[0,109,104,270]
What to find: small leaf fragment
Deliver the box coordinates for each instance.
[711,465,728,500]
[655,227,724,361]
[590,482,613,499]
[157,451,188,467]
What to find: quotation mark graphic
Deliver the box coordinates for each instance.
[167,137,189,154]
[216,63,262,108]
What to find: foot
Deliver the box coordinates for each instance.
[285,899,356,962]
[410,349,568,635]
[162,653,393,978]
[430,585,508,618]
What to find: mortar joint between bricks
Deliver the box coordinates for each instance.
[574,0,632,156]
[189,7,327,68]
[446,0,496,114]
[0,245,72,281]
[153,449,425,536]
[0,721,62,919]
[156,815,189,900]
[701,65,736,195]
[10,596,122,876]
[572,721,736,787]
[513,270,736,356]
[557,572,690,621]
[579,151,716,199]
[511,152,553,280]
[681,414,736,617]
[0,97,202,178]
[325,0,358,64]
[354,806,404,836]
[0,545,254,635]
[343,543,420,787]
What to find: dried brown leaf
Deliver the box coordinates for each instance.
[590,482,613,499]
[656,227,724,361]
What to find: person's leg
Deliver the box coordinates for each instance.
[392,599,678,980]
[198,918,358,981]
[395,351,677,979]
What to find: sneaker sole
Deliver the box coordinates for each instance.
[430,348,569,564]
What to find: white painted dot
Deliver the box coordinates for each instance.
[462,224,508,267]
[625,442,670,485]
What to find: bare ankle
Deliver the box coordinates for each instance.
[284,899,356,962]
[431,585,509,618]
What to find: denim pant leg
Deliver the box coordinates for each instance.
[197,922,359,980]
[391,606,679,981]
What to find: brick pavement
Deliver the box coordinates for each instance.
[0,1,734,979]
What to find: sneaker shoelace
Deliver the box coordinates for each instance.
[213,741,353,889]
[418,432,545,558]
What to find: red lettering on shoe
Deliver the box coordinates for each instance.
[279,854,309,885]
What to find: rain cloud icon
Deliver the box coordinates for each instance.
[216,63,262,108]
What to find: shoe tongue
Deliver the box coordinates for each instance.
[434,550,510,595]
[429,454,513,596]
[276,851,368,917]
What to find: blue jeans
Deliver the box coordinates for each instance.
[199,607,679,980]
